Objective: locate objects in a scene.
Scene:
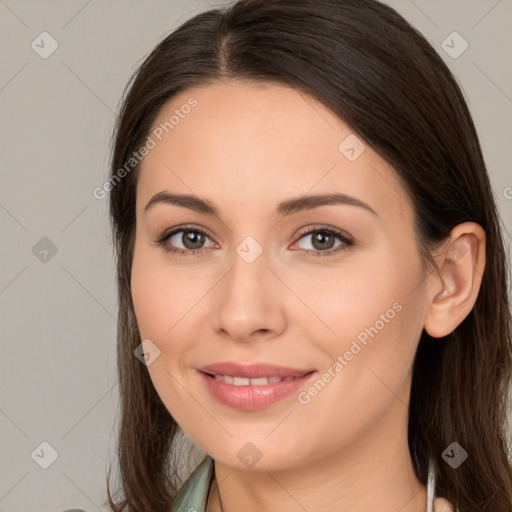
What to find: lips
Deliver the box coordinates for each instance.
[197,361,314,380]
[196,361,317,410]
[211,374,306,386]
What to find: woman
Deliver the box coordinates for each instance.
[105,0,512,511]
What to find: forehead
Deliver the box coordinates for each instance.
[137,80,412,222]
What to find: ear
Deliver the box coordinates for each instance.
[423,222,486,338]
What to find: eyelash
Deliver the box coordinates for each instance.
[154,224,355,258]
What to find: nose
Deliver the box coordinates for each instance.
[212,246,287,342]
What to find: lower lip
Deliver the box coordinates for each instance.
[197,370,317,411]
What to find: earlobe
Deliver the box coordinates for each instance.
[423,223,486,339]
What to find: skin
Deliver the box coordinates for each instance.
[130,80,486,512]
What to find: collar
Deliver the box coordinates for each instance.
[170,454,215,512]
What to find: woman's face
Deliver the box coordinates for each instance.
[131,80,430,471]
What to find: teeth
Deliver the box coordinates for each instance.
[212,374,305,385]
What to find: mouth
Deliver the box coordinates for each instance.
[197,361,316,380]
[197,369,318,411]
[201,372,312,386]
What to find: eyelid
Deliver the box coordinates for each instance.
[292,224,354,245]
[158,224,217,244]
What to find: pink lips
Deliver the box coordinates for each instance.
[197,361,313,379]
[196,361,317,411]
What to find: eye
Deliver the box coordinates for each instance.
[292,226,354,257]
[155,225,216,257]
[155,224,355,258]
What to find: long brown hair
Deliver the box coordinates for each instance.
[105,1,512,510]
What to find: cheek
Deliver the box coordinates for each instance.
[130,247,201,418]
[130,245,215,374]
[293,283,424,453]
[294,246,425,398]
[287,245,421,344]
[131,245,175,350]
[131,262,167,339]
[131,241,190,335]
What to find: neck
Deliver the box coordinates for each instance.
[206,419,427,512]
[207,467,427,512]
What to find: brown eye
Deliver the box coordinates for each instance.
[309,231,337,251]
[156,226,216,256]
[174,230,207,250]
[292,226,355,258]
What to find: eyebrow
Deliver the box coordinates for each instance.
[144,191,378,217]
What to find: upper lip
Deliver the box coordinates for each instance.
[197,362,315,379]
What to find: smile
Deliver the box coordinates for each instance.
[208,373,309,386]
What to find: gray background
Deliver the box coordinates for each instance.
[0,1,510,511]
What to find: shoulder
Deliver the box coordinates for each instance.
[434,496,456,511]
